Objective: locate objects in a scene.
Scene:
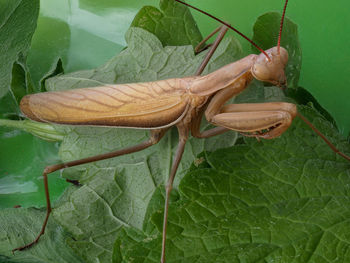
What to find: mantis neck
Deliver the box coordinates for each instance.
[189,54,257,96]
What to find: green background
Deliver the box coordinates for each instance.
[1,0,349,208]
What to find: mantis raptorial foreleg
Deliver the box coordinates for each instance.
[12,129,166,252]
[191,102,297,140]
[211,102,297,139]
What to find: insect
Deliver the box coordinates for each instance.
[12,0,350,262]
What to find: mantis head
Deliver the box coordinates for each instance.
[173,0,290,87]
[251,0,289,87]
[252,47,289,87]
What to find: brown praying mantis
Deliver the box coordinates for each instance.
[12,0,350,262]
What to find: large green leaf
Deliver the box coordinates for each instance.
[131,0,202,48]
[0,0,39,99]
[113,106,350,262]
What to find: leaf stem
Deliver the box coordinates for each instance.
[0,119,64,141]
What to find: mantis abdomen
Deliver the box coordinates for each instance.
[20,79,191,128]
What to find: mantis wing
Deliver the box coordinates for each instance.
[20,79,190,129]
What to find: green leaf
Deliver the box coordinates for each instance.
[252,12,302,89]
[46,27,242,263]
[10,62,29,106]
[131,0,202,48]
[0,208,84,263]
[0,0,39,99]
[0,60,29,119]
[27,16,70,92]
[113,106,350,262]
[0,91,20,120]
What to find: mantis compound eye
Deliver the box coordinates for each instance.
[252,46,289,86]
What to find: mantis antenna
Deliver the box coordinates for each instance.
[277,0,289,53]
[174,0,271,60]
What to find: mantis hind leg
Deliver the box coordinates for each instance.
[161,124,189,263]
[12,129,166,253]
